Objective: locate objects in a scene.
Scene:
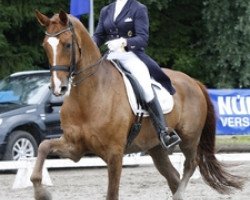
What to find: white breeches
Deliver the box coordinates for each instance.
[107,51,154,102]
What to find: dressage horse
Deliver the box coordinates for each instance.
[31,10,243,200]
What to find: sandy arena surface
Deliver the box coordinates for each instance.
[0,160,249,200]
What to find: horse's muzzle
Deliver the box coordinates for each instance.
[49,84,68,96]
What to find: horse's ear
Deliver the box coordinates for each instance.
[59,10,69,26]
[35,10,50,27]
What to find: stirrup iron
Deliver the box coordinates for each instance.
[160,127,181,150]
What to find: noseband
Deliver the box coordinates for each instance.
[45,20,78,76]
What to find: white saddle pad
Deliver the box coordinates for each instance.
[111,61,174,116]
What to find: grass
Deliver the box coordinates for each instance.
[216,135,250,145]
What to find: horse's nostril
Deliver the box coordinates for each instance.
[61,86,68,93]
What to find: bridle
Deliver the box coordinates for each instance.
[45,19,103,86]
[45,21,78,75]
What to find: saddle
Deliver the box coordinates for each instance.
[110,60,174,115]
[110,60,174,146]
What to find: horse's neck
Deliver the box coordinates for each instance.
[73,40,103,99]
[69,21,123,114]
[77,41,101,68]
[71,60,117,105]
[73,18,101,68]
[67,60,129,124]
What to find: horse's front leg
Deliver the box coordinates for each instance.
[106,153,123,200]
[30,139,52,200]
[30,137,81,200]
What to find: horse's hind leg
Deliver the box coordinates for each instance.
[30,138,80,200]
[173,145,198,200]
[148,145,181,196]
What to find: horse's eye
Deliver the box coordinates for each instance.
[65,43,71,49]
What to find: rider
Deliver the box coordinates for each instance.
[93,0,181,150]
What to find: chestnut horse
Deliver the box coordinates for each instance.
[31,11,243,200]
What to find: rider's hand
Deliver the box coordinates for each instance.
[106,38,127,52]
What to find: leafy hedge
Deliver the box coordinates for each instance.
[0,0,249,88]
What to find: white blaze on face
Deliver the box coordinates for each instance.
[47,37,62,94]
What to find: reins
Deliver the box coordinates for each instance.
[70,56,104,87]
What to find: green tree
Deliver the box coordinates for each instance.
[202,0,250,88]
[0,0,249,88]
[145,0,205,81]
[0,0,70,79]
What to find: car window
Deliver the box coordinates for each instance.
[0,74,50,105]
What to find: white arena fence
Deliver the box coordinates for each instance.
[0,153,249,189]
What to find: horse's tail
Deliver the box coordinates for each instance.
[196,81,243,194]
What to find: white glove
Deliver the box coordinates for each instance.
[105,37,127,52]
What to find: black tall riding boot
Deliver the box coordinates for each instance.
[147,97,181,150]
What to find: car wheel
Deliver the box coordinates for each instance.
[3,130,38,161]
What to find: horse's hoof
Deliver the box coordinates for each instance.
[34,186,52,200]
[173,194,183,200]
